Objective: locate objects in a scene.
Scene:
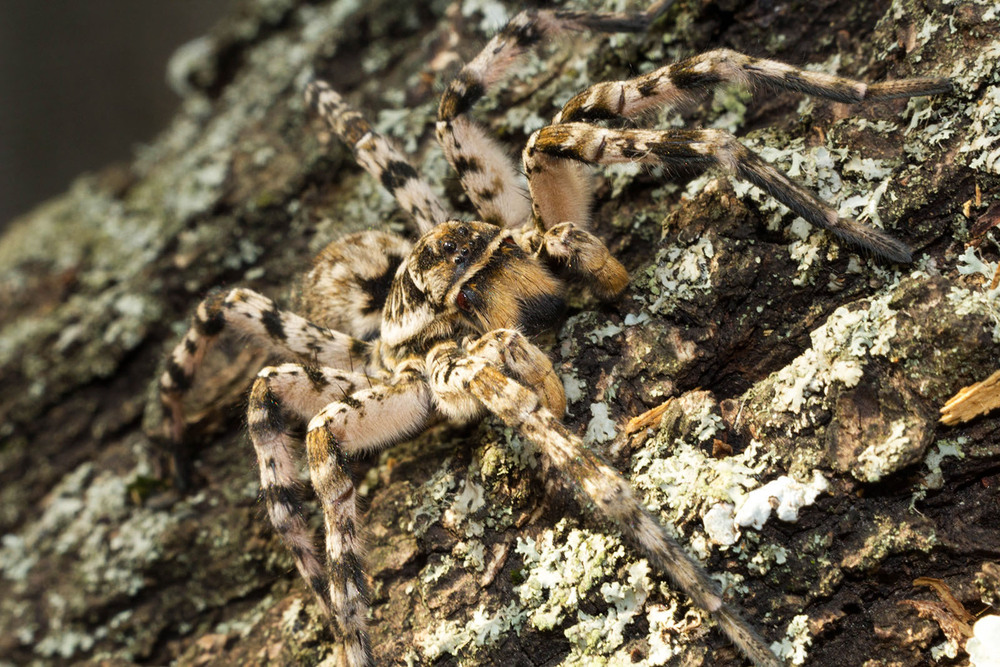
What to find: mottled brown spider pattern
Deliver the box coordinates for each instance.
[155,3,950,665]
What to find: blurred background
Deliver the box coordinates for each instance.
[0,1,232,229]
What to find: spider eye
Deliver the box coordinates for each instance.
[442,240,457,254]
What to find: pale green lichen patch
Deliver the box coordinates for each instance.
[514,519,659,662]
[949,245,1000,342]
[853,419,913,482]
[630,395,771,528]
[645,235,716,315]
[515,520,629,632]
[769,283,900,417]
[841,515,938,572]
[920,437,967,491]
[0,460,181,661]
[417,601,525,663]
[406,457,457,537]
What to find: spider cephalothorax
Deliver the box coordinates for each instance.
[153,2,952,665]
[382,221,565,349]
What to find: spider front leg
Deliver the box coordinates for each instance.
[464,328,567,416]
[427,340,783,667]
[555,48,952,125]
[533,53,950,261]
[435,2,673,228]
[526,123,914,262]
[247,364,378,618]
[301,363,433,667]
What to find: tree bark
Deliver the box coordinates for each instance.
[1,0,998,665]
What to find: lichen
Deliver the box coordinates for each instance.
[733,472,830,531]
[768,282,901,417]
[950,245,1000,341]
[631,396,770,528]
[853,419,914,482]
[770,614,812,666]
[968,615,1000,667]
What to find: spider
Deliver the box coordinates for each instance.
[154,3,951,665]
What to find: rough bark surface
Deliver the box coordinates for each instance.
[1,0,998,665]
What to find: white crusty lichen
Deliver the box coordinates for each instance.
[415,517,661,664]
[631,400,771,529]
[731,132,905,283]
[585,401,618,445]
[733,471,831,531]
[770,614,813,666]
[407,458,457,537]
[700,472,830,549]
[0,460,177,661]
[515,521,629,633]
[418,601,526,663]
[968,615,1000,667]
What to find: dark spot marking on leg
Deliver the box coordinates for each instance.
[452,154,483,176]
[304,365,330,391]
[165,359,192,392]
[261,307,286,341]
[637,74,660,98]
[341,115,372,146]
[508,17,542,49]
[264,483,299,513]
[380,160,419,193]
[670,65,725,91]
[439,73,485,121]
[249,387,286,438]
[194,308,225,336]
[310,574,328,597]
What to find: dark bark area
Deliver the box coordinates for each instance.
[1,1,998,665]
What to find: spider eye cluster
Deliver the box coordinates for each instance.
[439,225,475,265]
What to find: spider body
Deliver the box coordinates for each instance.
[154,3,952,665]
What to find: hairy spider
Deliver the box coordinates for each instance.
[155,3,951,665]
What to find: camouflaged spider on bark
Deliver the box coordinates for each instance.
[153,2,951,665]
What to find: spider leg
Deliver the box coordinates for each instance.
[436,2,672,228]
[525,123,914,262]
[158,287,371,482]
[465,328,566,416]
[427,339,782,667]
[299,230,412,342]
[305,80,448,235]
[303,364,433,667]
[247,364,375,618]
[530,222,630,299]
[556,48,952,124]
